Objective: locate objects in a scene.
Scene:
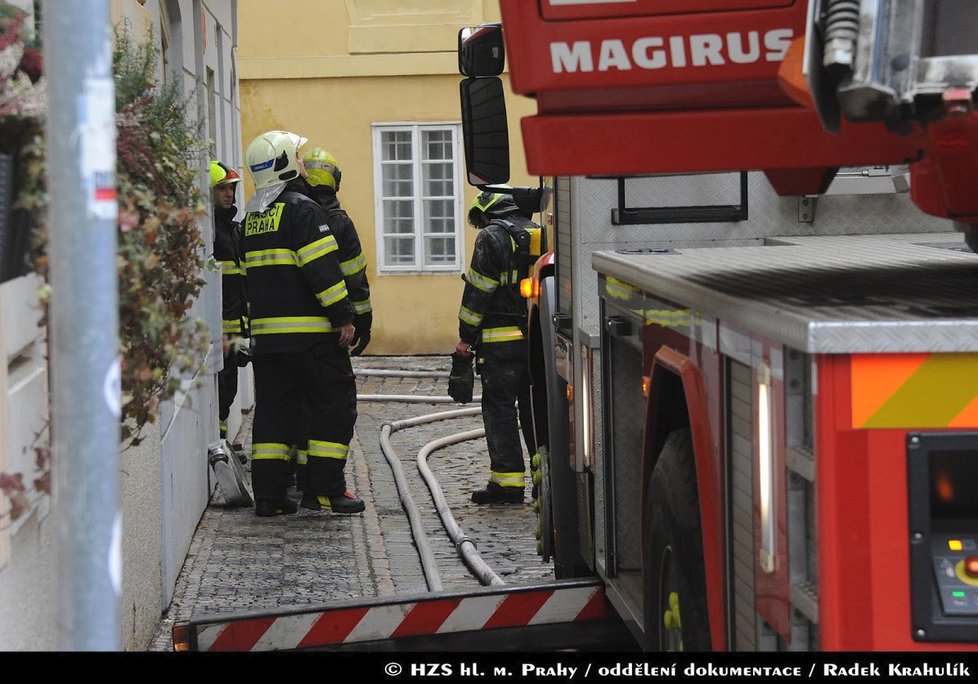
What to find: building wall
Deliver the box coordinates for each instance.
[0,274,54,649]
[128,0,248,645]
[0,0,243,650]
[238,0,537,355]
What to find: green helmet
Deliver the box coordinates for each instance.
[468,187,517,226]
[302,146,342,192]
[209,160,241,189]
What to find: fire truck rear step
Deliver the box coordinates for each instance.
[172,577,633,652]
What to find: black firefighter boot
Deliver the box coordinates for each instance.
[300,491,366,514]
[471,482,524,504]
[255,498,298,517]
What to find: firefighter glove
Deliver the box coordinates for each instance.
[235,338,253,367]
[349,312,372,357]
[448,351,475,404]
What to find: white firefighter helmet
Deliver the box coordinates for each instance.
[245,130,308,213]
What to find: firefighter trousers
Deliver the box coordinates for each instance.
[479,356,536,489]
[217,346,238,437]
[251,343,357,502]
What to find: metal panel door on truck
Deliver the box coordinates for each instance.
[601,300,645,577]
[727,358,759,650]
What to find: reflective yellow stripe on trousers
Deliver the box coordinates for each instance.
[307,440,349,461]
[481,326,524,344]
[251,442,292,461]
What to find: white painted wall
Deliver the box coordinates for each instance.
[119,422,164,650]
[0,501,56,649]
[0,273,54,649]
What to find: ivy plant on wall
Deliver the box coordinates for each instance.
[109,25,210,445]
[2,18,211,522]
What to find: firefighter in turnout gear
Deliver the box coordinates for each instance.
[243,130,365,517]
[456,190,538,504]
[289,146,373,488]
[210,160,248,442]
[300,147,372,355]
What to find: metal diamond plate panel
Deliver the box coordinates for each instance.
[593,233,978,353]
[564,173,951,347]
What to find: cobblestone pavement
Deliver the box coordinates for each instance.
[149,355,554,651]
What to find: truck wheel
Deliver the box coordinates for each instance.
[535,446,553,558]
[643,428,711,651]
[535,444,590,578]
[534,273,589,579]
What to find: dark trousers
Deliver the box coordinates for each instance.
[479,356,536,486]
[217,348,238,436]
[251,344,357,501]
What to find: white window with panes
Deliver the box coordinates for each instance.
[373,123,463,273]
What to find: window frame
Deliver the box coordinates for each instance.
[372,122,464,274]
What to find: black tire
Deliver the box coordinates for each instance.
[542,446,591,579]
[536,274,590,578]
[643,428,711,651]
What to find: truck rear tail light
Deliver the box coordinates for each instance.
[520,276,539,299]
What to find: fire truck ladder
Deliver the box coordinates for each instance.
[172,577,627,651]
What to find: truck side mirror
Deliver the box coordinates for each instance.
[460,77,510,185]
[458,24,504,77]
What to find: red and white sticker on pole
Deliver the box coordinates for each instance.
[79,77,117,221]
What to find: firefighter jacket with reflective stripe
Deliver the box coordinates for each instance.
[458,214,536,360]
[242,188,354,354]
[306,185,371,317]
[214,204,249,336]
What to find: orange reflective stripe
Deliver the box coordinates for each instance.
[851,354,927,427]
[852,353,978,428]
[949,395,978,428]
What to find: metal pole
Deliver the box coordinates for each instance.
[42,0,120,650]
[193,0,209,216]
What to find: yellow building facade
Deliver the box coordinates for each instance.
[238,0,536,355]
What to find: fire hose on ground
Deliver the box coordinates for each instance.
[359,368,505,590]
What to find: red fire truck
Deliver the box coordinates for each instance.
[459,0,978,650]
